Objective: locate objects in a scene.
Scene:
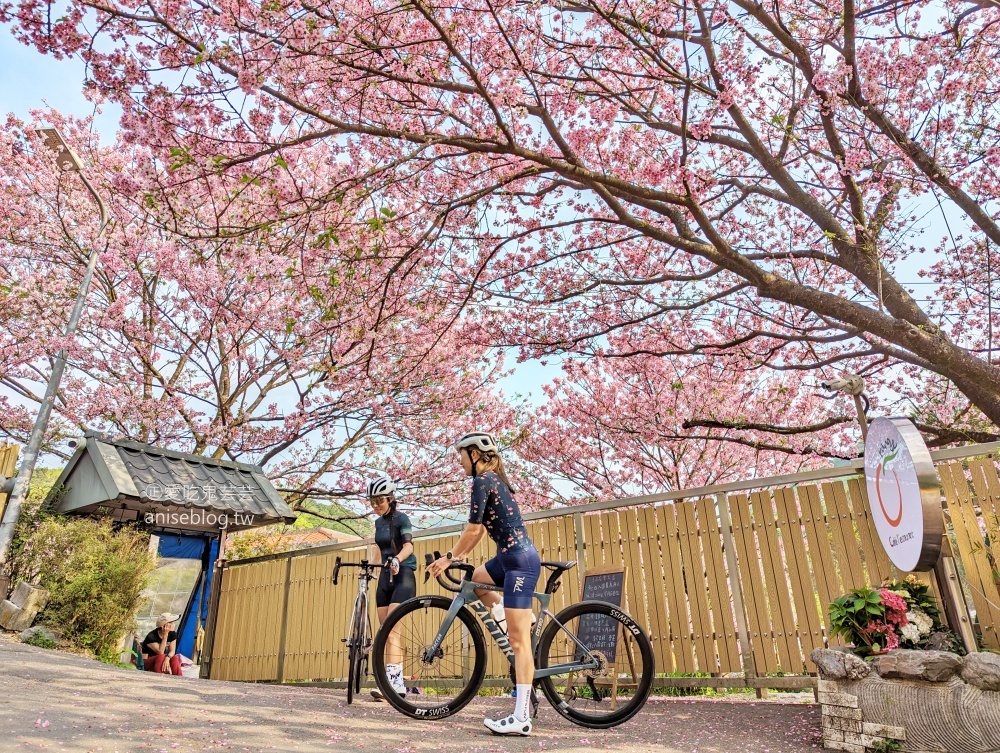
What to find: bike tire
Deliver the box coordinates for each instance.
[356,610,372,695]
[536,600,655,729]
[372,595,487,720]
[347,594,367,705]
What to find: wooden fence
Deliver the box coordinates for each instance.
[0,444,19,521]
[204,442,1000,688]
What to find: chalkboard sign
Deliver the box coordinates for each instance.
[577,566,626,664]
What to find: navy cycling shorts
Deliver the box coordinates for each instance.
[483,545,541,609]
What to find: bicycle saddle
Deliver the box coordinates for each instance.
[539,560,577,572]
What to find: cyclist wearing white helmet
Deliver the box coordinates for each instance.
[367,477,417,701]
[428,432,540,736]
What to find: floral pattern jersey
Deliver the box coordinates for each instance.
[468,471,531,553]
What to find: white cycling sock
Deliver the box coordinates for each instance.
[514,683,531,722]
[387,663,405,691]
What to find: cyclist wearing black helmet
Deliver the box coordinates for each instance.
[367,477,417,701]
[428,432,540,736]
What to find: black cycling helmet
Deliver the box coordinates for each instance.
[453,432,500,454]
[366,478,396,498]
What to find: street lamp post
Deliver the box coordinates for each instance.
[0,129,109,597]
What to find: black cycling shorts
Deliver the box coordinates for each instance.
[376,565,417,608]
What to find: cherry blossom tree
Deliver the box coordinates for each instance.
[2,0,999,442]
[0,112,520,520]
[522,345,854,501]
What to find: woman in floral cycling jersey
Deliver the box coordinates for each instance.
[428,432,540,737]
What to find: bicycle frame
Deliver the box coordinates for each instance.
[346,571,373,647]
[422,579,601,680]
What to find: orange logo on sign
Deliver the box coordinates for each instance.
[875,449,904,527]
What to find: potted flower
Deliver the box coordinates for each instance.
[828,577,964,657]
[829,587,907,656]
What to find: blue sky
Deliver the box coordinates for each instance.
[0,32,121,133]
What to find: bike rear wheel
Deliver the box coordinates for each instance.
[536,600,655,728]
[372,595,487,719]
[347,594,367,705]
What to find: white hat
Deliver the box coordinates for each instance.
[156,612,180,627]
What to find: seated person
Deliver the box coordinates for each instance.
[142,612,183,675]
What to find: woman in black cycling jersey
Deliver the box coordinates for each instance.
[428,432,540,737]
[367,477,417,701]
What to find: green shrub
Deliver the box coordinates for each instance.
[869,738,903,753]
[11,513,155,658]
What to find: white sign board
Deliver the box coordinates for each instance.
[864,417,943,571]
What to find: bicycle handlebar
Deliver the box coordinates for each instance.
[423,551,475,593]
[332,556,393,586]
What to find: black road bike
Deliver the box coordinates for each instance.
[332,556,391,704]
[371,552,654,729]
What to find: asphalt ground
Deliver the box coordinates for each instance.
[0,637,822,753]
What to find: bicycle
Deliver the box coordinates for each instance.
[371,551,654,729]
[331,556,391,705]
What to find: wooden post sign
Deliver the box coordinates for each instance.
[579,565,627,662]
[575,565,634,709]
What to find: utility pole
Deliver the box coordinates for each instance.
[0,129,109,598]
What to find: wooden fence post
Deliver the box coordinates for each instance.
[199,559,227,679]
[934,537,978,654]
[573,512,587,591]
[276,555,293,682]
[716,493,758,690]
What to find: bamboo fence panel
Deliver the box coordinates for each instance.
[207,454,1000,683]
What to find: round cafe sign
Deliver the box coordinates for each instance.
[864,417,943,571]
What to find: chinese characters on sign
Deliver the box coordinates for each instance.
[141,483,258,528]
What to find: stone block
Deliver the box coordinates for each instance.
[823,715,862,733]
[873,649,961,682]
[0,600,37,631]
[822,728,845,743]
[960,652,1000,692]
[818,678,840,692]
[824,740,865,753]
[8,582,48,612]
[862,722,905,740]
[821,705,863,720]
[818,690,860,708]
[811,648,872,680]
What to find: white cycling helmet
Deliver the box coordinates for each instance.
[366,478,396,498]
[454,432,500,454]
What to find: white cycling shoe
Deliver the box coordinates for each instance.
[484,713,532,736]
[371,684,406,701]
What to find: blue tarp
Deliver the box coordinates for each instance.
[155,534,218,660]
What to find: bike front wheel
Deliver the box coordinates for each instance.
[372,595,487,720]
[347,595,367,705]
[536,600,655,728]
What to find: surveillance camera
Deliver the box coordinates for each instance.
[820,374,865,396]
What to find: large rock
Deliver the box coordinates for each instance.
[19,625,60,644]
[961,652,1000,692]
[9,582,48,612]
[873,649,962,682]
[809,647,871,680]
[0,600,36,631]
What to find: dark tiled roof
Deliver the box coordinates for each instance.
[54,432,296,527]
[119,447,281,518]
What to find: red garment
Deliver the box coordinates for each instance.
[144,653,183,675]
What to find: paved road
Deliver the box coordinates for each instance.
[0,638,821,752]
